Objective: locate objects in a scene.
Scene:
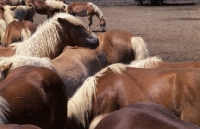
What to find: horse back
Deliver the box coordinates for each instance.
[93,102,200,129]
[67,2,89,16]
[0,66,67,129]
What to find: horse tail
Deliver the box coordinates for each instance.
[131,36,149,60]
[29,3,36,17]
[89,114,108,129]
[21,29,32,41]
[0,95,9,125]
[128,56,162,68]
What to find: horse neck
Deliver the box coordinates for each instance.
[16,24,65,59]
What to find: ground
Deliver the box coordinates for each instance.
[34,4,200,62]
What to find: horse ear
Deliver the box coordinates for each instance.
[57,17,66,24]
[0,62,12,72]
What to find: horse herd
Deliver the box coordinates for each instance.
[0,0,200,129]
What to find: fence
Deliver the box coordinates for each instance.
[65,0,200,5]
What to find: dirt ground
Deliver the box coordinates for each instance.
[34,4,200,62]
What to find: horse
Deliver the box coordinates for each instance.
[0,124,42,129]
[129,56,200,68]
[0,46,102,98]
[89,102,200,129]
[1,4,36,25]
[67,64,200,129]
[25,0,67,18]
[94,30,149,68]
[3,20,36,47]
[0,13,99,59]
[0,66,67,129]
[66,2,106,31]
[0,55,56,81]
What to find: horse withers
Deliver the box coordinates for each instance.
[66,2,106,31]
[0,66,67,129]
[90,102,200,129]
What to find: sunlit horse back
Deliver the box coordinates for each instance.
[0,13,99,58]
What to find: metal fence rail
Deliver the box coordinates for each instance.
[65,0,200,5]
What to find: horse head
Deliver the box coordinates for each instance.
[99,16,106,32]
[56,14,99,49]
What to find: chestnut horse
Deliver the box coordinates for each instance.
[26,0,67,18]
[68,64,200,129]
[3,20,36,47]
[0,46,102,98]
[0,66,67,129]
[89,102,200,129]
[94,30,149,68]
[0,13,99,59]
[129,56,200,68]
[66,2,106,31]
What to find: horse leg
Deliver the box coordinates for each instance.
[87,15,93,30]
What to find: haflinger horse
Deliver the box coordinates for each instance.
[94,30,149,68]
[0,66,67,129]
[67,63,200,129]
[2,4,36,25]
[89,102,200,129]
[25,0,67,18]
[0,46,102,98]
[66,2,106,31]
[3,20,36,47]
[0,13,99,59]
[129,56,200,68]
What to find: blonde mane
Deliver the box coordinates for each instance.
[128,56,162,68]
[0,55,58,82]
[68,63,127,127]
[45,0,67,10]
[87,2,103,19]
[0,96,9,125]
[10,13,84,58]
